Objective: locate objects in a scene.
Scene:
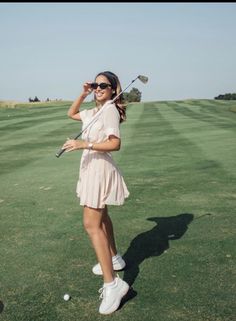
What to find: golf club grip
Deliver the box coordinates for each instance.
[55,147,66,158]
[55,131,83,158]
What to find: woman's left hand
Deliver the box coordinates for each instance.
[63,139,86,152]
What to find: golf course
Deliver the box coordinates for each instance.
[0,99,235,321]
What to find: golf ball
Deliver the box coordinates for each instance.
[63,294,70,301]
[168,234,175,238]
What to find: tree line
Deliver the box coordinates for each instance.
[28,88,142,104]
[28,97,62,102]
[214,93,236,100]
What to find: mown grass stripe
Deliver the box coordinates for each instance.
[158,101,236,177]
[171,101,236,131]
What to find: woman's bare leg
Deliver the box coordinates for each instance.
[101,206,117,257]
[83,206,115,283]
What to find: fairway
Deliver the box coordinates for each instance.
[0,99,235,321]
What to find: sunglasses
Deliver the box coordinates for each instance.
[90,82,112,90]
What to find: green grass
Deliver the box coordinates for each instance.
[0,99,235,321]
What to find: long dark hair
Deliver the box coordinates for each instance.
[95,71,127,123]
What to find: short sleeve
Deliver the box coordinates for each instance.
[79,108,98,123]
[103,104,120,139]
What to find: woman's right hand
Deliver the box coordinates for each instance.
[82,82,93,97]
[63,138,87,152]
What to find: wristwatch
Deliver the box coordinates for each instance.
[88,142,93,150]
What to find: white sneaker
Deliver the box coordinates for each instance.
[98,277,129,314]
[92,254,126,276]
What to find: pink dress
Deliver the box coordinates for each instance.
[76,102,129,209]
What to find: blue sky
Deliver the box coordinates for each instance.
[1,3,236,102]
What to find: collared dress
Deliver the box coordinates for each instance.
[76,102,129,209]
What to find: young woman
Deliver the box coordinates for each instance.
[63,71,129,314]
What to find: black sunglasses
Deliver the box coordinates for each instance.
[90,82,112,90]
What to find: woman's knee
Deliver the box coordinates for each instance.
[83,217,94,233]
[83,207,102,234]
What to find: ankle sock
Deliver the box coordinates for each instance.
[112,253,120,262]
[104,279,116,288]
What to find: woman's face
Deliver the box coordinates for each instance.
[94,75,114,105]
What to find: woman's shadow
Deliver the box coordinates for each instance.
[122,213,194,287]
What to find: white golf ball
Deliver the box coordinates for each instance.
[63,294,70,301]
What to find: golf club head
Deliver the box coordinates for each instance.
[138,75,148,84]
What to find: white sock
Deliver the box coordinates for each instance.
[104,279,116,288]
[112,253,120,261]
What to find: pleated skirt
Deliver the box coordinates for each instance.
[76,150,129,209]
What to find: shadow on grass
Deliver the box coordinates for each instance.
[122,213,194,287]
[0,301,4,313]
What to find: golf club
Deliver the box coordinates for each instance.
[55,75,148,158]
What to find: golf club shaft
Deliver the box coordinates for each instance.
[55,114,99,158]
[55,105,106,158]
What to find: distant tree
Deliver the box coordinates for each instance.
[29,96,41,102]
[123,92,129,102]
[214,94,224,100]
[128,87,142,102]
[123,88,142,103]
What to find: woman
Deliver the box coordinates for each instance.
[63,71,130,314]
